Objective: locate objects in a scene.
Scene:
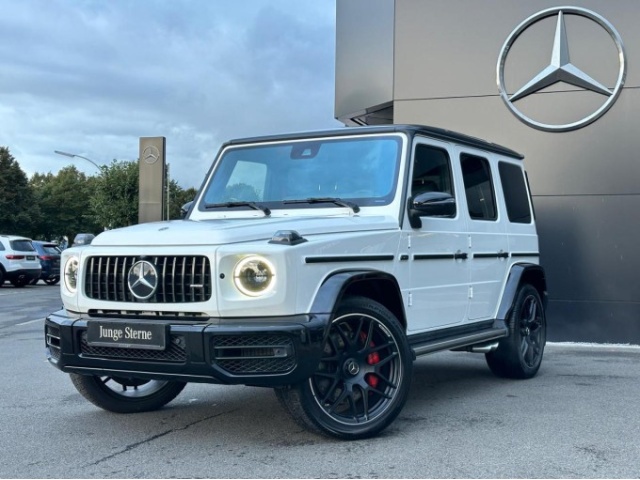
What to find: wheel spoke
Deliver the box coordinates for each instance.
[336,324,352,349]
[347,389,359,421]
[355,316,366,344]
[327,334,340,357]
[320,378,342,404]
[527,298,537,324]
[360,385,370,422]
[373,372,399,390]
[367,385,394,399]
[328,387,349,414]
[520,336,529,357]
[359,321,376,354]
[374,351,398,368]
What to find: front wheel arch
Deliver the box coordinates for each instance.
[311,270,407,330]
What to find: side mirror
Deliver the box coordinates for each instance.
[408,191,456,229]
[180,200,194,219]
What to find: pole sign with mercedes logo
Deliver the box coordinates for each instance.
[139,136,166,224]
[497,6,627,132]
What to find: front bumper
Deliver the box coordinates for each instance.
[45,309,329,387]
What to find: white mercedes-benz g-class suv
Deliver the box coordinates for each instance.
[46,124,546,439]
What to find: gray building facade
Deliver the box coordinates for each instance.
[335,0,639,343]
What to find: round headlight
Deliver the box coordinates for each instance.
[64,256,79,293]
[233,256,275,297]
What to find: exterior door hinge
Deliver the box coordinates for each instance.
[468,286,474,299]
[408,291,413,307]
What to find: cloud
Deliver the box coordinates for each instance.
[0,0,340,188]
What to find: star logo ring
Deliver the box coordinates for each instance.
[128,260,159,300]
[497,6,627,132]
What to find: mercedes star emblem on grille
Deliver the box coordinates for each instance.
[128,260,158,300]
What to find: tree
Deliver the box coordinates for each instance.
[30,166,101,241]
[90,160,139,229]
[169,183,197,219]
[0,147,36,236]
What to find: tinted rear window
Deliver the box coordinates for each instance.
[10,240,35,252]
[498,162,532,224]
[42,245,61,254]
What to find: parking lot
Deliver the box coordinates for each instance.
[1,284,639,478]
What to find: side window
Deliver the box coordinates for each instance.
[461,153,497,221]
[412,144,455,198]
[498,161,532,224]
[0,241,5,251]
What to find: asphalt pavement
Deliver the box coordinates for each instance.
[0,284,638,478]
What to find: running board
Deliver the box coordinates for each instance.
[410,327,508,358]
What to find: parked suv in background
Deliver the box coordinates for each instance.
[0,235,41,287]
[72,233,95,247]
[31,241,61,285]
[46,125,547,439]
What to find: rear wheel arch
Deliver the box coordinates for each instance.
[497,263,547,323]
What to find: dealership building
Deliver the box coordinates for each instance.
[335,1,639,343]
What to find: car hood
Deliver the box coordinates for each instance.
[90,216,399,247]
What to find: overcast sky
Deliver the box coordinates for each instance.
[0,0,340,188]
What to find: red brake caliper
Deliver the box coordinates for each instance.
[361,332,380,388]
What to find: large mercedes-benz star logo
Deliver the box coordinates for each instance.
[128,260,158,300]
[142,145,160,165]
[497,6,627,132]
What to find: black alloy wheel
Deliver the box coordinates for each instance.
[70,374,186,413]
[486,284,546,379]
[276,296,412,439]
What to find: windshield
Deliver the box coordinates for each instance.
[200,135,403,211]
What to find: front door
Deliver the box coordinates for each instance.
[399,139,470,333]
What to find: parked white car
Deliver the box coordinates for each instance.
[46,125,546,439]
[0,235,41,287]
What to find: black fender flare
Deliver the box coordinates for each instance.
[497,263,548,323]
[310,270,406,327]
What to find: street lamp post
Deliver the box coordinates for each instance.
[54,150,102,171]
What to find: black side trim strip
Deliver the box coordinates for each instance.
[399,254,409,261]
[413,254,455,260]
[474,252,509,259]
[305,255,394,264]
[510,252,540,258]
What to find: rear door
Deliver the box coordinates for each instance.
[457,151,509,321]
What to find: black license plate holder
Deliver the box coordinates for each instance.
[87,321,167,350]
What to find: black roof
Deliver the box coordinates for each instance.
[223,124,523,160]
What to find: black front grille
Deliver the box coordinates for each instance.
[212,335,296,374]
[84,255,212,303]
[80,331,187,363]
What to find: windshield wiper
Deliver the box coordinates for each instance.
[203,201,271,216]
[283,197,360,213]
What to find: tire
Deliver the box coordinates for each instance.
[70,374,187,413]
[276,296,412,440]
[44,278,59,286]
[486,284,546,379]
[11,278,27,288]
[0,268,4,287]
